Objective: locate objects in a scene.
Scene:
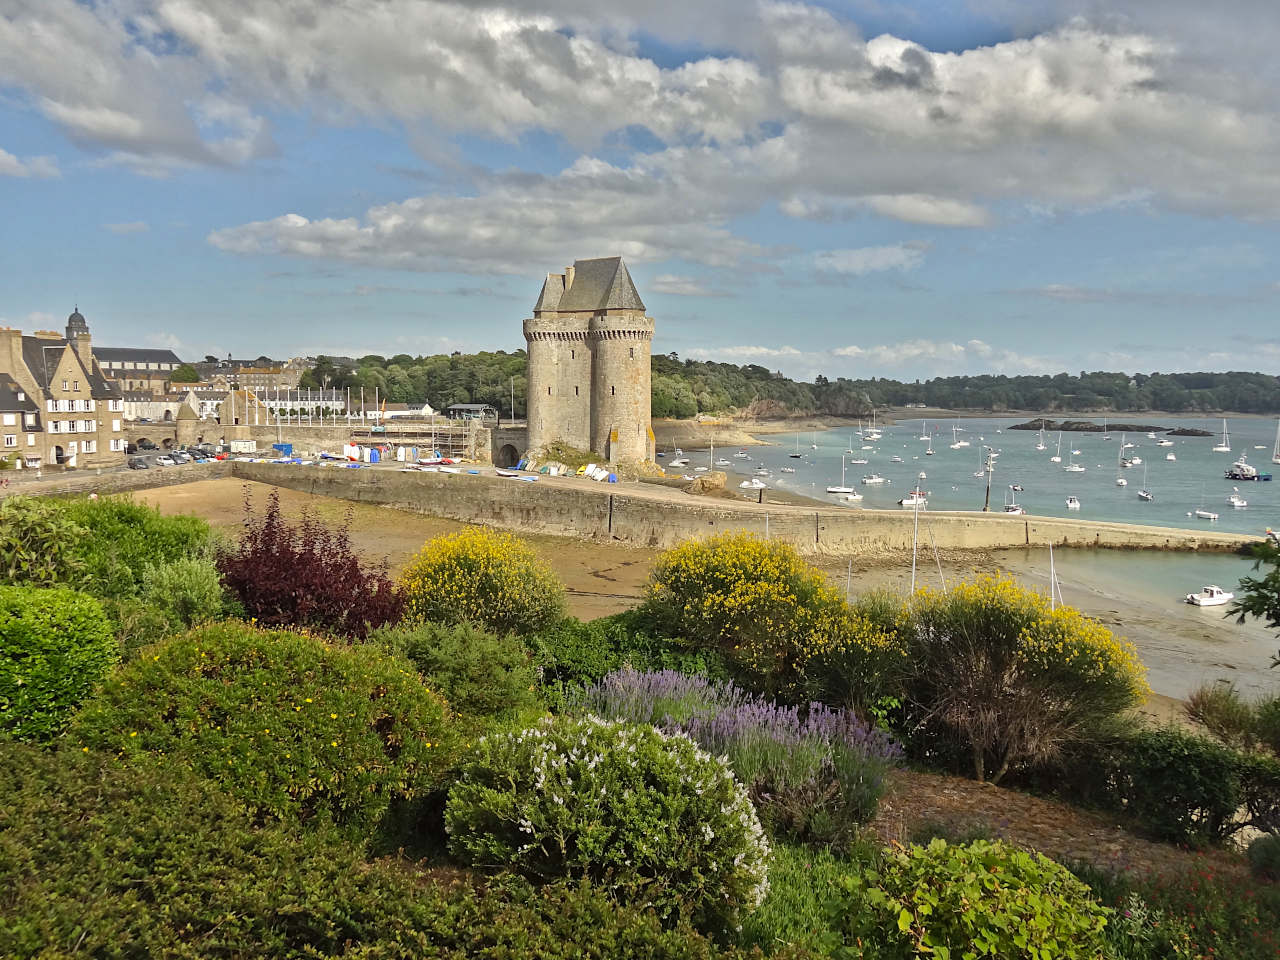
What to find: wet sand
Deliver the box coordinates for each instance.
[135,477,1273,712]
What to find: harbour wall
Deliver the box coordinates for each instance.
[230,463,1260,556]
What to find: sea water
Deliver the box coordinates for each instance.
[762,416,1279,537]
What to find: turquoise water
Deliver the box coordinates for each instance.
[757,416,1279,536]
[992,547,1276,699]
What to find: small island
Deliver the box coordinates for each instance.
[1008,419,1212,436]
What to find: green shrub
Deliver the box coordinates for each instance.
[369,621,541,721]
[640,533,850,695]
[1186,681,1258,750]
[72,623,457,835]
[1072,857,1280,960]
[1257,695,1280,756]
[530,611,729,689]
[102,595,179,661]
[0,584,116,741]
[839,839,1110,959]
[0,744,751,959]
[63,496,213,599]
[1249,833,1280,882]
[445,715,770,929]
[741,842,875,954]
[903,576,1148,784]
[0,495,84,587]
[400,527,566,636]
[140,554,228,628]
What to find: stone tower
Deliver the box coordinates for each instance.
[524,256,654,463]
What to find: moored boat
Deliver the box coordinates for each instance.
[1185,585,1233,606]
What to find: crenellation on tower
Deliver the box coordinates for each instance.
[524,256,654,463]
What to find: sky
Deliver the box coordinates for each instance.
[1,0,1279,381]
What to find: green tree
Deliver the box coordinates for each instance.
[1233,540,1280,666]
[170,363,199,383]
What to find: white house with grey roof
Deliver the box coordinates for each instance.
[523,256,654,463]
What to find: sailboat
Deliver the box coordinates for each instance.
[1102,416,1111,441]
[1272,420,1280,465]
[864,410,882,441]
[789,436,803,459]
[826,455,855,494]
[1114,442,1127,486]
[1212,418,1231,453]
[973,447,987,478]
[918,420,929,441]
[1138,464,1153,501]
[810,431,818,450]
[949,423,969,449]
[1050,432,1062,464]
[1003,486,1026,515]
[925,434,934,456]
[1035,420,1047,451]
[845,436,855,455]
[1064,448,1086,472]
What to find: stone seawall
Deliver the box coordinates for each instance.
[230,463,1259,555]
[0,461,233,500]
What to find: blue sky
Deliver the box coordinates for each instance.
[1,0,1278,379]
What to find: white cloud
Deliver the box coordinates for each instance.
[814,244,924,275]
[0,147,58,178]
[103,221,149,235]
[833,338,1057,374]
[649,274,723,296]
[209,155,763,274]
[687,344,804,359]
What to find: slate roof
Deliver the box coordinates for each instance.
[0,375,38,413]
[94,347,184,366]
[537,257,645,313]
[20,335,122,399]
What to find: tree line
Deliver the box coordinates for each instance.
[298,352,1280,418]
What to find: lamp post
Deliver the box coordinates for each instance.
[982,446,994,512]
[910,470,925,592]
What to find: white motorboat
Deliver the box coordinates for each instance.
[973,469,986,478]
[1227,489,1248,508]
[890,455,904,463]
[669,456,690,467]
[1185,585,1234,607]
[780,466,796,473]
[1065,495,1081,510]
[1129,456,1142,465]
[1050,432,1062,464]
[716,458,731,466]
[898,488,927,508]
[826,455,855,494]
[733,450,751,459]
[1212,418,1231,453]
[842,490,863,502]
[1146,432,1157,440]
[1194,508,1219,521]
[861,444,875,450]
[1156,438,1174,446]
[861,473,888,485]
[1166,452,1176,461]
[849,457,869,465]
[694,465,709,473]
[1115,477,1128,486]
[739,477,767,489]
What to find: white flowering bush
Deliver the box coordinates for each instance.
[444,714,770,930]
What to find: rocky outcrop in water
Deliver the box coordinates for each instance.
[1009,419,1210,435]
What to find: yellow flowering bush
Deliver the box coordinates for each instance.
[800,591,912,713]
[640,533,849,694]
[71,623,458,836]
[903,575,1148,783]
[399,527,566,636]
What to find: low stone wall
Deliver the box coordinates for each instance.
[230,463,1260,555]
[0,461,232,500]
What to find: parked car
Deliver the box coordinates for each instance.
[138,440,157,450]
[171,451,192,464]
[125,442,138,455]
[155,455,175,466]
[127,457,150,470]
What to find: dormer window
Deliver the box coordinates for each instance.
[16,392,23,401]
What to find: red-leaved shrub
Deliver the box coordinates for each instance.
[217,489,402,638]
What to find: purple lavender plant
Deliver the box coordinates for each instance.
[578,668,902,844]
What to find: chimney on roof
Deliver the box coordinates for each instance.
[564,264,575,290]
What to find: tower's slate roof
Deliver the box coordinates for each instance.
[551,257,645,313]
[533,274,564,312]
